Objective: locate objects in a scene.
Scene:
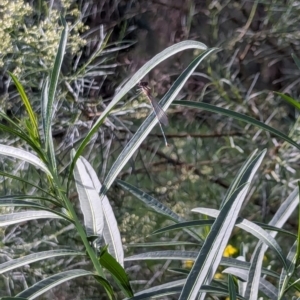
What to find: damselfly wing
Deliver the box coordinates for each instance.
[137,81,169,146]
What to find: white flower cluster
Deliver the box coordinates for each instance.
[0,0,87,79]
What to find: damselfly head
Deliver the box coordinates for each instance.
[138,81,151,93]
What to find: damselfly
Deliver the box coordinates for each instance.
[138,81,169,146]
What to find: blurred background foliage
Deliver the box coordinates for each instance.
[0,0,300,298]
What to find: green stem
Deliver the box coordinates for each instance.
[53,175,105,278]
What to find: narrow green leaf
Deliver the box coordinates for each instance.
[222,257,279,279]
[223,268,278,299]
[93,275,114,300]
[244,243,264,300]
[117,180,184,222]
[268,187,299,232]
[16,269,112,299]
[126,241,198,247]
[179,150,266,300]
[0,171,54,198]
[228,274,237,300]
[8,72,39,142]
[117,180,202,242]
[168,268,190,275]
[191,208,288,269]
[275,92,300,111]
[173,101,300,151]
[0,297,27,300]
[82,157,124,265]
[75,29,112,76]
[44,20,68,172]
[68,40,209,191]
[297,182,300,266]
[73,152,104,237]
[41,77,49,139]
[179,184,249,300]
[125,279,185,300]
[125,251,279,278]
[220,149,258,208]
[0,144,52,178]
[0,250,83,274]
[0,211,65,226]
[152,220,214,235]
[46,21,68,139]
[0,199,70,221]
[278,241,297,298]
[125,250,198,262]
[0,113,45,159]
[254,222,296,237]
[125,282,242,300]
[153,218,295,238]
[99,247,133,297]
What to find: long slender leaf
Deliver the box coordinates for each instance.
[223,268,279,300]
[191,208,287,269]
[249,185,300,299]
[117,180,184,222]
[0,144,52,178]
[275,92,300,111]
[8,72,39,142]
[222,257,279,279]
[179,184,249,300]
[125,250,199,261]
[297,182,300,266]
[16,269,113,300]
[81,157,124,265]
[173,100,300,151]
[220,149,258,208]
[268,187,299,232]
[68,41,209,190]
[117,180,202,242]
[0,250,84,274]
[44,20,68,172]
[278,241,297,299]
[179,150,266,300]
[152,220,214,235]
[73,152,104,237]
[125,251,279,278]
[0,195,61,207]
[99,247,133,297]
[153,218,294,238]
[126,281,244,300]
[0,199,70,221]
[0,115,45,160]
[244,243,264,299]
[228,274,237,300]
[45,21,68,142]
[126,279,185,300]
[126,241,198,247]
[0,297,27,300]
[0,211,65,226]
[0,171,54,197]
[41,77,49,142]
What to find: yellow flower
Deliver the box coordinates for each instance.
[214,272,224,279]
[182,260,194,269]
[223,244,238,257]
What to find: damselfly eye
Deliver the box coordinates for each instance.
[138,81,148,87]
[138,81,151,91]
